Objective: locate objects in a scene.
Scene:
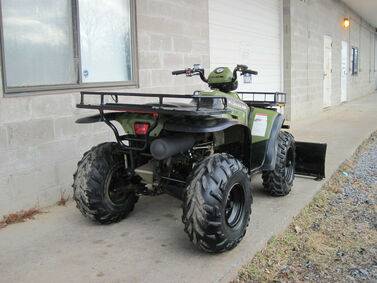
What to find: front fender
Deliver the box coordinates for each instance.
[261,113,285,171]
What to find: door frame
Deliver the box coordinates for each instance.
[323,35,332,108]
[341,40,348,103]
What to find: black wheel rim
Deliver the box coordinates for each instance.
[105,164,132,206]
[285,147,294,183]
[225,183,245,228]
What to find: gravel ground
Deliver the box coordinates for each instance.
[237,132,377,282]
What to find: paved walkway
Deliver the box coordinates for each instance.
[0,94,376,283]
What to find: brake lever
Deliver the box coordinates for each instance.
[185,68,193,76]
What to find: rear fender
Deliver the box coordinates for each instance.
[295,141,327,180]
[76,112,160,136]
[75,112,123,123]
[164,117,238,133]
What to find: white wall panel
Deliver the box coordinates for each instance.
[209,0,282,92]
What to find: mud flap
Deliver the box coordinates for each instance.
[295,141,327,180]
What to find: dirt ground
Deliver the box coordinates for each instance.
[236,132,377,282]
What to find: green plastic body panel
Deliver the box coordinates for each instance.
[249,108,278,143]
[115,90,279,147]
[198,90,278,143]
[207,67,234,84]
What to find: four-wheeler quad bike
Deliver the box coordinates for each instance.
[73,64,327,253]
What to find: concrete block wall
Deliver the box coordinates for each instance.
[284,0,377,121]
[0,0,210,215]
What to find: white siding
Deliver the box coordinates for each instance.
[208,0,283,92]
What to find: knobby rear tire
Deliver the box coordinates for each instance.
[73,142,138,224]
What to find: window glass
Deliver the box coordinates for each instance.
[351,47,359,75]
[1,0,76,87]
[79,0,132,83]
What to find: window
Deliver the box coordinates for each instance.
[351,47,359,75]
[0,0,136,94]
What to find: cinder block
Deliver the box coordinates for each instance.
[54,116,93,139]
[184,54,202,66]
[138,33,151,50]
[148,0,173,18]
[0,96,31,123]
[172,74,187,86]
[34,138,78,165]
[201,55,210,69]
[163,53,184,68]
[135,0,149,15]
[75,131,113,155]
[160,19,184,35]
[150,34,172,51]
[182,24,202,39]
[0,175,14,215]
[173,36,192,53]
[36,186,61,208]
[138,51,162,69]
[11,165,58,201]
[0,147,36,176]
[138,15,183,35]
[139,70,152,88]
[55,158,77,187]
[151,70,174,86]
[0,127,7,149]
[185,84,203,94]
[7,119,54,148]
[191,41,208,55]
[188,6,208,23]
[31,94,74,119]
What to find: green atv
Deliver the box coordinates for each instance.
[73,64,326,253]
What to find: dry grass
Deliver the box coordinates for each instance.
[0,208,42,229]
[57,192,69,206]
[236,131,377,282]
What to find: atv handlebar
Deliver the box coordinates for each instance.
[172,64,258,85]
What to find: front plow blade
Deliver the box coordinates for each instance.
[295,142,327,180]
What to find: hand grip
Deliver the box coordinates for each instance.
[244,69,258,75]
[172,69,187,75]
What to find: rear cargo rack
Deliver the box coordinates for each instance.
[77,91,230,153]
[77,91,229,115]
[238,92,286,108]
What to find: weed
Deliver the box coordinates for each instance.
[0,208,41,229]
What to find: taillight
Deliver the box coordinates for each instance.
[134,122,150,135]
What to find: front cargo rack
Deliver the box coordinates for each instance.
[238,92,286,108]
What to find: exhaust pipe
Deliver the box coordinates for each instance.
[150,135,196,160]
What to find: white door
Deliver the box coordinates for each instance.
[341,41,348,102]
[323,35,332,108]
[208,0,283,92]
